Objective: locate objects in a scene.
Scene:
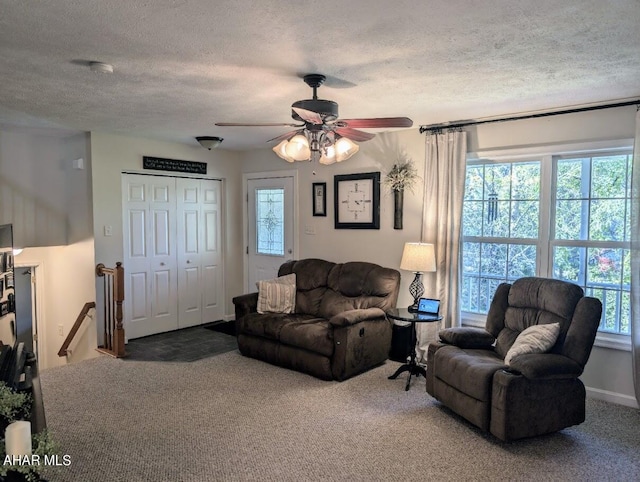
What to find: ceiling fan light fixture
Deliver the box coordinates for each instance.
[334,136,359,162]
[273,139,295,163]
[195,136,223,150]
[285,134,311,161]
[319,145,337,165]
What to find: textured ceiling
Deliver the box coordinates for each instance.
[0,1,639,150]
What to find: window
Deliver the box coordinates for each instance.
[461,146,633,336]
[255,188,285,256]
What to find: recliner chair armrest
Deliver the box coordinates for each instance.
[508,353,583,379]
[232,292,259,321]
[439,327,495,349]
[329,308,386,327]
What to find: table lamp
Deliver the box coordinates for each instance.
[400,242,436,312]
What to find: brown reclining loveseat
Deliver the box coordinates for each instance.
[233,258,400,381]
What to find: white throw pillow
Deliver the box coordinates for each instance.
[256,274,296,314]
[504,322,560,365]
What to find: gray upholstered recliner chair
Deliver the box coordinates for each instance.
[426,277,602,441]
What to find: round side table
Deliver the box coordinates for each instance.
[387,307,442,391]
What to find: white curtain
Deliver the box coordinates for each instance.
[416,129,467,362]
[631,107,640,405]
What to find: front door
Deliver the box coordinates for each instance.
[247,175,295,291]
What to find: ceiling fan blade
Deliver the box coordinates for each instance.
[296,71,356,89]
[292,107,324,125]
[335,127,376,142]
[215,122,303,127]
[339,117,414,128]
[266,129,300,143]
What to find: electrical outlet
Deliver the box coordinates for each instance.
[58,324,64,337]
[104,225,113,237]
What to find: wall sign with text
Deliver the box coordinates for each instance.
[143,156,207,175]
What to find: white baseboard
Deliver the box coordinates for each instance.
[222,314,235,322]
[586,386,639,408]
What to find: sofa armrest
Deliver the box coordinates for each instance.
[508,353,583,379]
[232,292,259,321]
[329,308,386,327]
[438,327,495,349]
[426,341,450,396]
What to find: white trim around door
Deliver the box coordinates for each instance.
[243,170,298,293]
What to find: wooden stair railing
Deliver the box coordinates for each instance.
[57,302,96,357]
[96,262,126,358]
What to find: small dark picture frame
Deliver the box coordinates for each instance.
[312,182,327,217]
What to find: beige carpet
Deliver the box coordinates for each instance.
[39,351,640,481]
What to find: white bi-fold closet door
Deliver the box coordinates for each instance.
[122,173,223,339]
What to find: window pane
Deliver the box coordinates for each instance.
[481,243,507,278]
[479,277,502,312]
[483,201,510,237]
[553,246,585,284]
[511,163,540,199]
[462,241,525,313]
[591,155,627,199]
[555,199,585,240]
[507,244,536,279]
[462,242,480,275]
[484,164,511,200]
[556,159,585,199]
[587,248,622,286]
[626,198,631,242]
[461,242,481,312]
[462,201,483,236]
[511,201,539,238]
[590,199,625,241]
[255,188,284,256]
[464,166,484,200]
[585,248,624,334]
[594,288,619,332]
[623,249,631,286]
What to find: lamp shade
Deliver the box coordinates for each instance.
[273,139,295,162]
[285,134,311,161]
[334,136,359,162]
[400,242,436,272]
[319,144,337,165]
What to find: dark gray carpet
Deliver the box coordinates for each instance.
[38,351,640,481]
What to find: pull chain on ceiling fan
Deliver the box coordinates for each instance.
[215,74,413,165]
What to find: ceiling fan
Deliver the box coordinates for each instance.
[215,74,413,164]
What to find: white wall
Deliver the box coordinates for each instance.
[239,104,638,407]
[90,132,245,323]
[0,129,96,370]
[241,129,428,309]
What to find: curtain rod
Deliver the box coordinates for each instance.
[419,99,640,133]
